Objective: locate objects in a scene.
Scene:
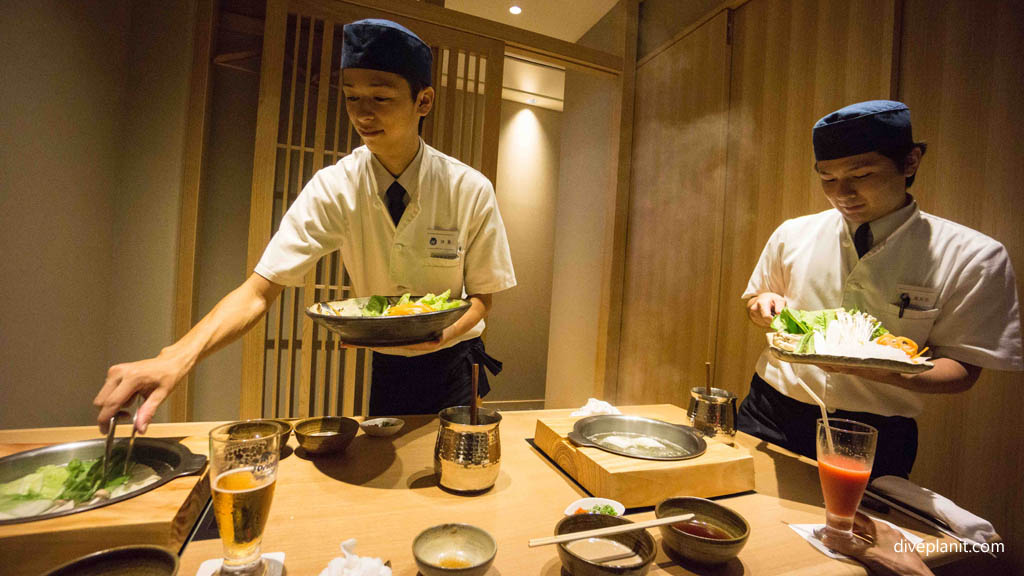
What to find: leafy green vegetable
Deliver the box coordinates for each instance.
[0,464,68,500]
[771,308,810,334]
[362,295,388,317]
[58,454,131,503]
[361,290,464,316]
[590,504,618,515]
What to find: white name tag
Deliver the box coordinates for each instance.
[427,228,459,259]
[896,283,938,309]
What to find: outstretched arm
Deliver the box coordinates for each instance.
[94,273,284,432]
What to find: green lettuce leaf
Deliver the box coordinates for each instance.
[362,295,388,317]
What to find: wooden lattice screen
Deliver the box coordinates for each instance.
[240,0,504,419]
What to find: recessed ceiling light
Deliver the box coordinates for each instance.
[509,5,522,15]
[527,98,537,104]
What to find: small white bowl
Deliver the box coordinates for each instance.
[564,497,625,517]
[359,417,405,437]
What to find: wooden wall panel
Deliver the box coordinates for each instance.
[899,0,1024,572]
[713,0,897,400]
[616,12,730,405]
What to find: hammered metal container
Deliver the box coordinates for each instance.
[687,387,738,440]
[433,406,501,493]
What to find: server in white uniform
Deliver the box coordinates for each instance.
[94,19,516,430]
[739,100,1022,478]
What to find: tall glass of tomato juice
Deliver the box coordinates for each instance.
[816,418,877,537]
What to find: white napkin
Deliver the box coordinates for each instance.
[870,475,999,544]
[196,552,285,576]
[318,539,392,576]
[787,517,924,560]
[571,398,622,416]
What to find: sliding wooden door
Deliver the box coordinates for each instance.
[241,0,504,419]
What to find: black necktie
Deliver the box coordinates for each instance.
[854,223,873,258]
[385,181,406,226]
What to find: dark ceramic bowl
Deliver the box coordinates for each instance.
[412,523,497,576]
[294,416,359,455]
[306,296,471,347]
[655,497,749,565]
[43,545,178,575]
[555,514,656,576]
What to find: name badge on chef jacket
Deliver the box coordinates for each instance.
[895,283,938,310]
[427,228,459,259]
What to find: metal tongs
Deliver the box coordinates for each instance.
[102,393,143,479]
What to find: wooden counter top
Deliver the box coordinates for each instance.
[0,407,967,575]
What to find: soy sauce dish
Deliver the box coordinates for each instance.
[655,497,749,565]
[555,514,655,576]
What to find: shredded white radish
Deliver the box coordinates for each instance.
[813,310,925,363]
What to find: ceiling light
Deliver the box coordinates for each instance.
[509,5,522,15]
[527,98,537,104]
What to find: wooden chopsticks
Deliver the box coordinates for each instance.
[528,513,695,547]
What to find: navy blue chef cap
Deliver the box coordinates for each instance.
[342,19,432,89]
[813,100,913,161]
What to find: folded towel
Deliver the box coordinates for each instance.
[319,539,391,576]
[870,476,999,544]
[571,398,622,417]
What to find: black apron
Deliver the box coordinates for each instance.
[737,373,918,479]
[368,337,502,416]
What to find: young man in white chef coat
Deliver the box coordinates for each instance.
[94,19,515,430]
[739,100,1022,478]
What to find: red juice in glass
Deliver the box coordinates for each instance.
[818,454,871,519]
[816,419,877,537]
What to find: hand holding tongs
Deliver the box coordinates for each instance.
[102,393,143,479]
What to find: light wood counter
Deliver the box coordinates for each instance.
[0,407,968,575]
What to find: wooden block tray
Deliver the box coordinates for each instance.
[0,434,210,576]
[533,404,754,508]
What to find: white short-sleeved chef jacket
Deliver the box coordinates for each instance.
[255,140,516,356]
[744,206,1023,417]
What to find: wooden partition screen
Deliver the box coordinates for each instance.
[240,0,504,419]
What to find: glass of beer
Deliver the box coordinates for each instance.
[209,421,282,574]
[816,418,877,538]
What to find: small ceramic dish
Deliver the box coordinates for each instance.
[412,523,497,576]
[293,416,359,455]
[655,497,749,565]
[555,514,655,576]
[564,497,626,517]
[359,417,405,437]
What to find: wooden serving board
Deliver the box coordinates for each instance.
[533,404,755,508]
[0,433,210,576]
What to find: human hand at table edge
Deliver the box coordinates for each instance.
[821,513,934,576]
[747,292,787,328]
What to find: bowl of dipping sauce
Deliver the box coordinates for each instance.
[294,416,359,455]
[412,523,496,576]
[359,417,405,437]
[555,514,656,576]
[655,497,749,565]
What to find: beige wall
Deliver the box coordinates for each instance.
[543,70,618,409]
[107,0,196,425]
[486,101,562,406]
[191,66,259,422]
[0,0,194,429]
[0,1,129,429]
